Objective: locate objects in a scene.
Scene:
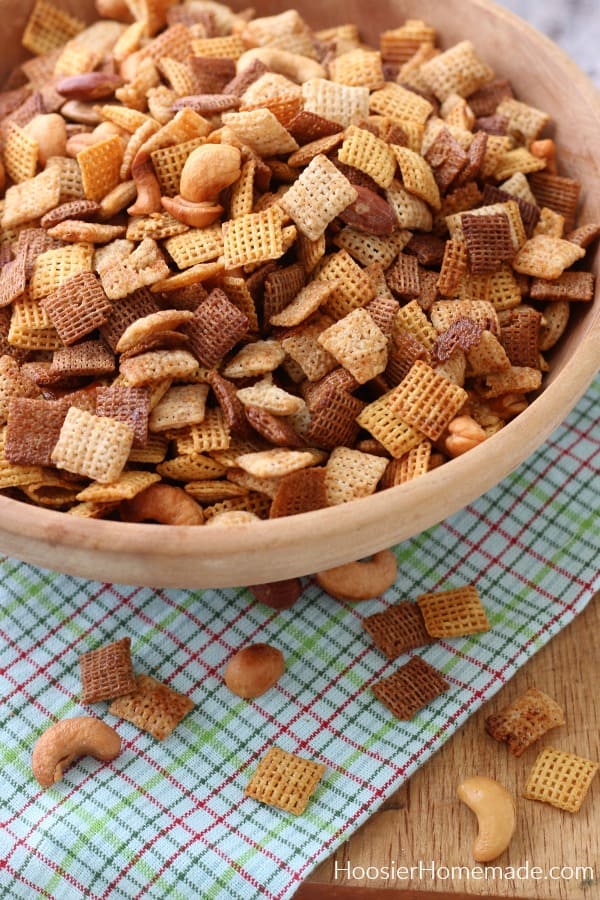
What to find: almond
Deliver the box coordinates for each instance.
[339,185,398,236]
[56,72,124,102]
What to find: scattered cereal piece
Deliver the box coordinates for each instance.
[80,637,136,704]
[108,673,194,740]
[417,584,490,638]
[245,746,325,815]
[485,687,565,756]
[373,656,449,719]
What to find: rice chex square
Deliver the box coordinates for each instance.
[279,154,358,241]
[51,406,134,483]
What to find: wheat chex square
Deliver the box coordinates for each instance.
[80,636,136,704]
[417,584,490,638]
[245,746,325,815]
[109,673,194,741]
[485,687,565,757]
[372,656,449,719]
[363,601,432,659]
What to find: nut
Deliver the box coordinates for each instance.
[120,483,205,525]
[247,578,303,610]
[56,72,124,102]
[458,775,516,862]
[60,100,103,126]
[315,550,398,602]
[24,114,67,167]
[127,149,162,215]
[338,186,398,236]
[224,643,285,698]
[444,415,487,457]
[32,716,121,788]
[179,143,242,203]
[236,47,326,83]
[94,0,134,22]
[161,195,223,228]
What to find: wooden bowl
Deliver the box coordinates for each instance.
[0,0,598,588]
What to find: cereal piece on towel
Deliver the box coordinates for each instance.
[523,748,598,813]
[51,406,134,483]
[245,746,325,815]
[417,584,490,638]
[79,637,136,704]
[109,674,194,741]
[372,656,449,719]
[485,687,565,757]
[363,601,433,659]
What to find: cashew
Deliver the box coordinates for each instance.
[120,483,205,525]
[458,776,516,862]
[236,47,326,83]
[32,717,121,788]
[127,149,162,215]
[444,415,487,457]
[24,114,67,167]
[315,549,398,601]
[161,195,223,228]
[94,0,134,22]
[179,144,242,203]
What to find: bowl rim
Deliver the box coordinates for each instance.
[0,0,598,588]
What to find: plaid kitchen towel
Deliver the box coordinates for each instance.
[0,376,598,900]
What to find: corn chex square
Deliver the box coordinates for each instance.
[417,584,490,638]
[108,673,194,741]
[245,746,325,816]
[51,406,134,483]
[392,146,440,210]
[78,136,124,202]
[22,0,84,55]
[356,389,423,459]
[390,359,467,441]
[523,748,598,814]
[369,82,433,126]
[222,207,285,269]
[279,154,357,242]
[315,249,375,321]
[29,243,94,300]
[338,126,397,190]
[317,308,388,385]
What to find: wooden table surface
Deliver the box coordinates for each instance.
[297,595,599,899]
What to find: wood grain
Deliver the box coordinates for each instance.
[299,596,599,898]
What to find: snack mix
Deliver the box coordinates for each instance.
[0,0,597,525]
